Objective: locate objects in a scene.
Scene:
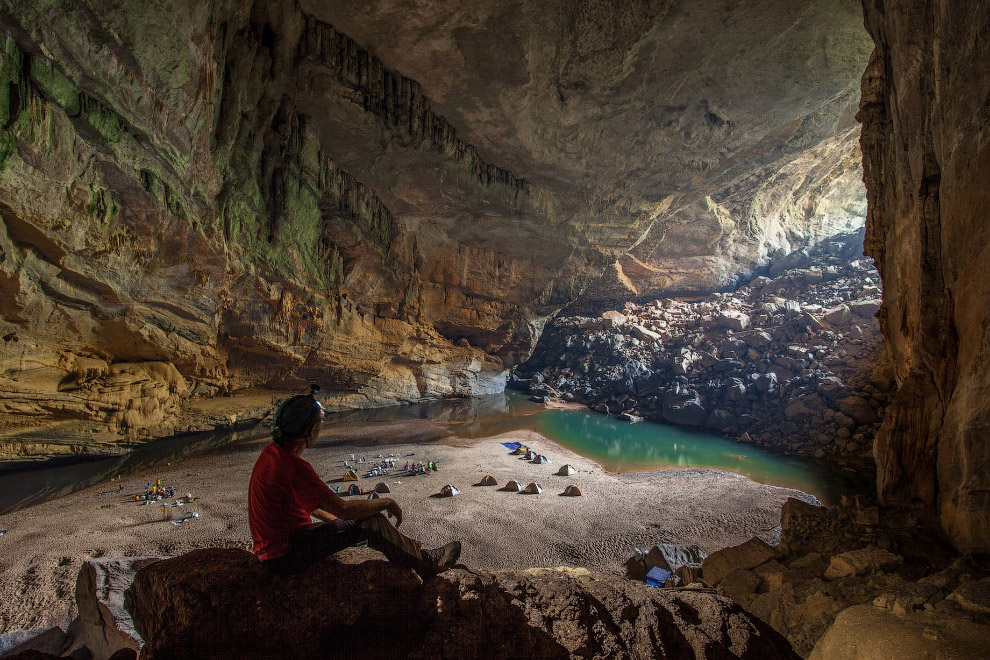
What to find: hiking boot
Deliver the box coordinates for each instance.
[418,541,462,578]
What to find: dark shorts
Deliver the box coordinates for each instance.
[259,520,364,576]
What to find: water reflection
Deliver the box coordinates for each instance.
[1,391,869,513]
[0,422,267,514]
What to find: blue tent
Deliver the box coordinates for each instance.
[501,441,522,450]
[645,566,671,587]
[347,484,361,496]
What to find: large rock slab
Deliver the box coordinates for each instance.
[66,557,162,660]
[808,603,990,660]
[124,548,799,659]
[702,537,776,587]
[824,546,902,580]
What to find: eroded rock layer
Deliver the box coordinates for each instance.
[0,0,870,438]
[859,0,990,551]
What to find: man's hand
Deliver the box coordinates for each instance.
[384,498,403,527]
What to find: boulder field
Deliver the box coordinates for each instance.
[514,229,893,463]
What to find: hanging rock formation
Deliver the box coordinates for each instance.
[0,0,870,440]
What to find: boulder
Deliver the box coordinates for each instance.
[0,627,67,658]
[662,392,708,427]
[836,395,879,425]
[630,325,661,342]
[823,305,852,326]
[702,537,776,587]
[948,577,990,614]
[717,310,751,331]
[718,569,762,604]
[809,603,990,660]
[601,311,628,327]
[849,299,881,318]
[65,557,162,660]
[125,548,799,659]
[824,546,902,579]
[705,409,737,430]
[741,330,772,348]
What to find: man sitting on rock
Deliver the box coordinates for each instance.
[249,390,461,578]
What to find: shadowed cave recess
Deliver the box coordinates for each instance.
[1,0,989,658]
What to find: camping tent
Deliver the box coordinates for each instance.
[557,464,577,476]
[522,450,536,460]
[374,482,391,493]
[343,469,359,481]
[368,491,381,499]
[439,484,460,497]
[562,484,582,496]
[501,480,522,492]
[347,484,361,496]
[521,482,542,494]
[531,454,549,464]
[510,445,528,455]
[477,475,498,486]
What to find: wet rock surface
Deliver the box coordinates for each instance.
[123,547,799,660]
[515,230,893,462]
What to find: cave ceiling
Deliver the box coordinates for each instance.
[0,0,872,404]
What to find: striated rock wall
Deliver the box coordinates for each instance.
[0,0,872,439]
[859,0,990,551]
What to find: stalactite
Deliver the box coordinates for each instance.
[300,15,529,201]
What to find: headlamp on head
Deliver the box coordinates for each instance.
[272,384,324,445]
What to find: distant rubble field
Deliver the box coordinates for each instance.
[514,231,893,463]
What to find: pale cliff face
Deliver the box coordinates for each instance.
[860,0,990,552]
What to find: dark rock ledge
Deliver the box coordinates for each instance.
[118,548,797,660]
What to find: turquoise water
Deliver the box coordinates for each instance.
[0,391,869,513]
[329,391,872,505]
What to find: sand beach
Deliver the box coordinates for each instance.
[0,421,812,635]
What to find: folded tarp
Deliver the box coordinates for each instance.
[645,566,672,587]
[500,442,522,450]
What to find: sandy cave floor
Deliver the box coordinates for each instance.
[0,422,812,634]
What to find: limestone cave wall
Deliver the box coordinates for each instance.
[859,0,990,551]
[0,0,871,438]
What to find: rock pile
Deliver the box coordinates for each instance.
[514,230,894,460]
[702,496,990,657]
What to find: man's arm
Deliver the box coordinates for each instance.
[317,490,403,527]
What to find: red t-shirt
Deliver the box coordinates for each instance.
[249,442,333,560]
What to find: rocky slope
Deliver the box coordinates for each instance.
[703,496,990,658]
[514,230,893,462]
[0,0,870,442]
[89,548,798,659]
[858,0,990,552]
